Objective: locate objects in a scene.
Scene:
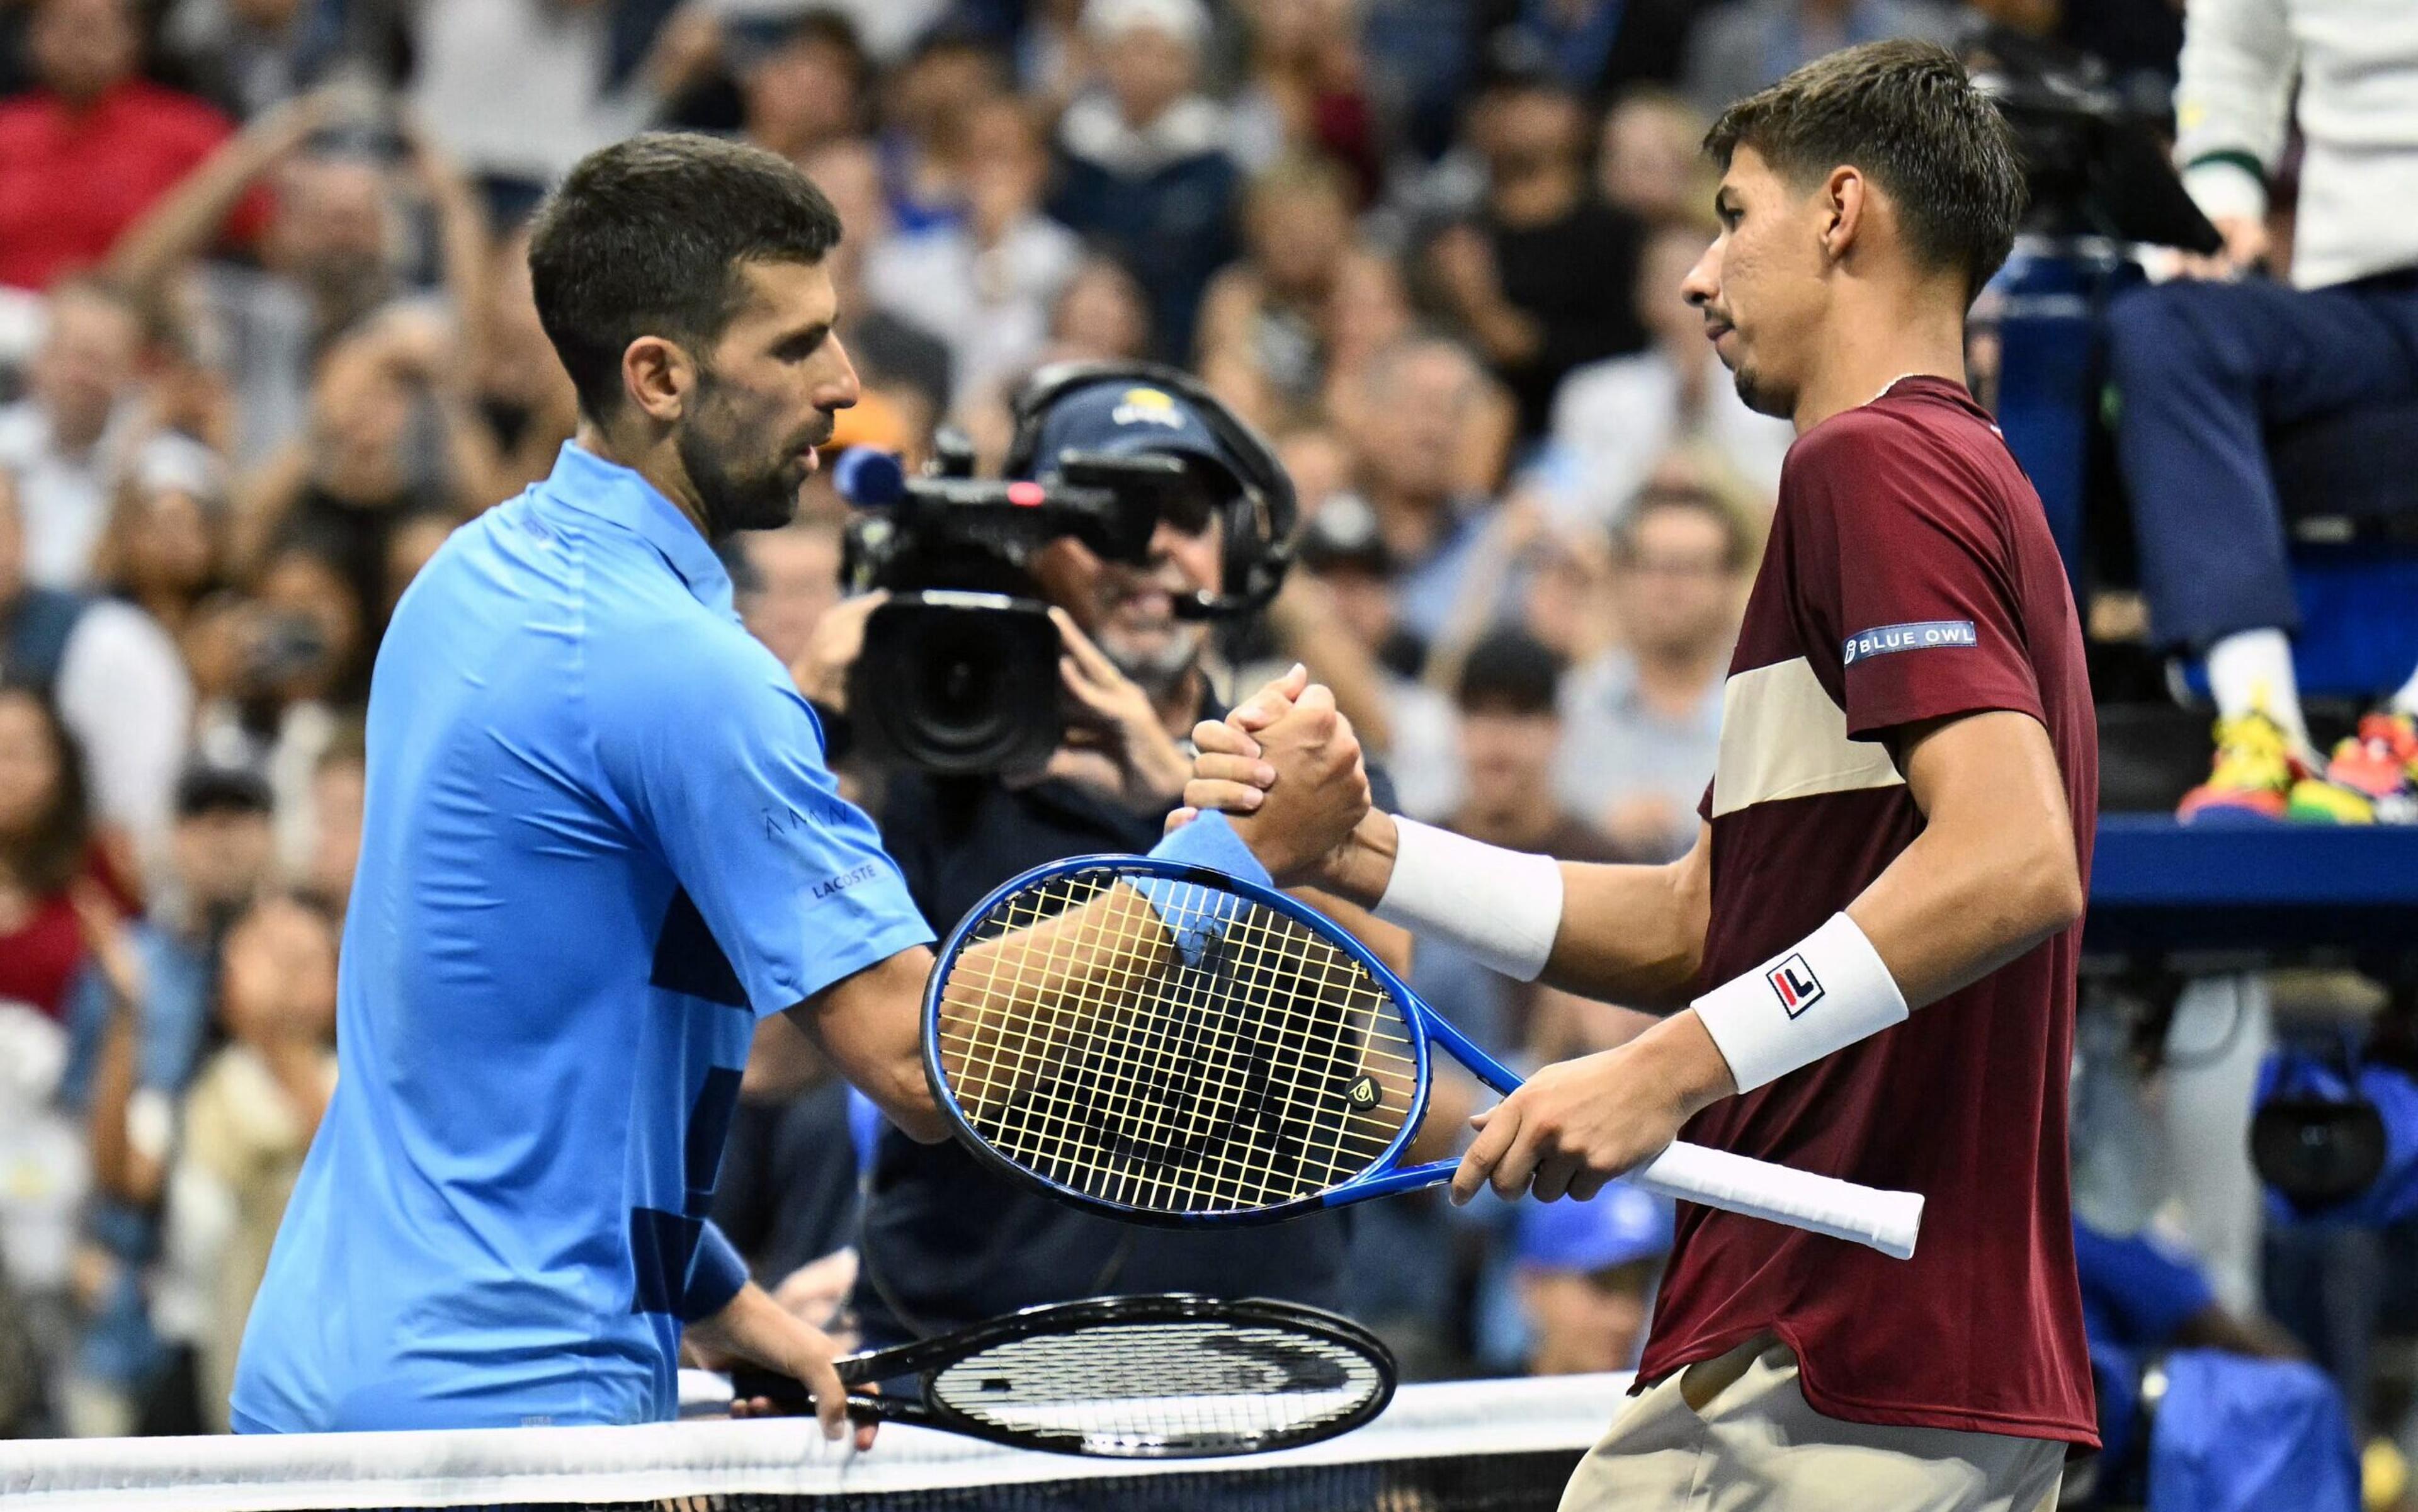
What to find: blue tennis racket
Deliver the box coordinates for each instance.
[924,855,1923,1258]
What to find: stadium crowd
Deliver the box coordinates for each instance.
[0,0,2409,1499]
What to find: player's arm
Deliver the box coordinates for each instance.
[787,946,947,1144]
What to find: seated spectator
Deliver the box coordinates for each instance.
[62,763,273,1435]
[161,0,359,123]
[1227,0,1383,200]
[1342,335,1507,659]
[1526,222,1794,528]
[1474,0,1703,101]
[737,517,844,673]
[164,892,339,1432]
[296,734,361,916]
[1682,0,1961,118]
[3,443,195,865]
[1197,155,1360,432]
[1555,482,1749,859]
[877,28,1008,236]
[866,97,1083,414]
[1512,1183,1674,1375]
[2104,9,2418,826]
[95,432,232,646]
[0,279,144,589]
[734,10,870,166]
[802,139,955,424]
[1050,0,1242,363]
[1596,86,1711,229]
[0,0,265,292]
[0,684,139,1022]
[468,225,580,504]
[110,94,494,472]
[1424,62,1646,436]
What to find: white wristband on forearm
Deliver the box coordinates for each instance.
[1371,818,1564,982]
[1691,912,1908,1093]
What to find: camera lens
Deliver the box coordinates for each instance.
[853,595,1062,773]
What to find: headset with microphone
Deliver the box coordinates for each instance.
[1002,361,1297,620]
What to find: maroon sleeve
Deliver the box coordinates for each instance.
[1790,411,2045,743]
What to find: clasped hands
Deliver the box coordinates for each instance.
[1171,669,1729,1207]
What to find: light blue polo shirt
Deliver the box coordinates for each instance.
[231,444,931,1431]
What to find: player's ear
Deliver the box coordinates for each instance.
[1820,166,1865,265]
[621,335,695,425]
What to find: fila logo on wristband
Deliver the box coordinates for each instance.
[1768,954,1824,1016]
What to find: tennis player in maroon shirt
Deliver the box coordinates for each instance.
[1178,40,2094,1511]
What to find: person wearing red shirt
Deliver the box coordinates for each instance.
[0,684,139,1020]
[1184,40,2092,1512]
[0,0,266,292]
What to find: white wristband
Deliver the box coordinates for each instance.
[1372,818,1564,982]
[1691,912,1908,1093]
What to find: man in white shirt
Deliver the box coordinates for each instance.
[0,281,141,591]
[2105,0,2418,823]
[0,458,194,865]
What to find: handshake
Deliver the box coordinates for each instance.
[1166,665,1397,902]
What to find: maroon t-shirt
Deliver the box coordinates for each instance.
[1637,376,2099,1446]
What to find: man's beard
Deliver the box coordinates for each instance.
[1729,360,1792,421]
[1103,617,1208,698]
[678,374,821,536]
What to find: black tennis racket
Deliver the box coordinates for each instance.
[921,855,1923,1256]
[726,1294,1393,1458]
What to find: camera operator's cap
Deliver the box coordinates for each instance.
[1023,378,1247,497]
[174,760,273,819]
[1514,1184,1674,1276]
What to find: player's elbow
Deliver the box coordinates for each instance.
[2009,831,2086,941]
[885,1077,952,1145]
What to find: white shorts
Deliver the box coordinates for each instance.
[1558,1335,2067,1512]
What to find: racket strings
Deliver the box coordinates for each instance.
[927,1320,1387,1454]
[935,867,1419,1216]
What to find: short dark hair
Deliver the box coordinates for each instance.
[1455,629,1564,718]
[1613,485,1753,574]
[1704,40,2026,302]
[527,134,844,420]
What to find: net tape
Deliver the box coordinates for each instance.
[0,1373,1632,1511]
[937,867,1420,1217]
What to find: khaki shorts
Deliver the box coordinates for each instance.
[1558,1336,2067,1512]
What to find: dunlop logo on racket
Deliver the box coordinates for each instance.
[1343,1073,1382,1111]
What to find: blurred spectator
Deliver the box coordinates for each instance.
[95,433,232,645]
[297,734,360,915]
[110,92,494,473]
[1596,86,1711,228]
[1424,64,1646,436]
[2,448,196,862]
[880,28,1013,237]
[1047,255,1155,364]
[0,0,264,292]
[1681,0,1961,118]
[0,684,139,1022]
[1050,0,1242,362]
[1513,1184,1673,1373]
[1473,0,1704,101]
[228,310,490,620]
[60,764,271,1435]
[1526,222,1793,528]
[1227,0,1383,200]
[734,10,870,164]
[802,138,954,426]
[406,0,719,219]
[1317,246,1516,496]
[160,0,360,123]
[468,225,580,502]
[865,97,1082,412]
[0,279,144,589]
[1555,483,1748,859]
[1342,334,1505,657]
[1197,155,1358,431]
[166,892,338,1432]
[736,516,843,671]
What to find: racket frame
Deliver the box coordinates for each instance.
[923,853,1519,1227]
[729,1292,1397,1457]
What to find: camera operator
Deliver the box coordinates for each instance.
[2105,1,2418,821]
[794,364,1414,1346]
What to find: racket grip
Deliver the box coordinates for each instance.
[1624,1142,1924,1260]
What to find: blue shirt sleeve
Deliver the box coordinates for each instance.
[592,621,933,1016]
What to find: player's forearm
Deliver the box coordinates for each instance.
[1845,809,2083,1011]
[793,946,949,1144]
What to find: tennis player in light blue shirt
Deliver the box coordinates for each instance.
[232,137,949,1437]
